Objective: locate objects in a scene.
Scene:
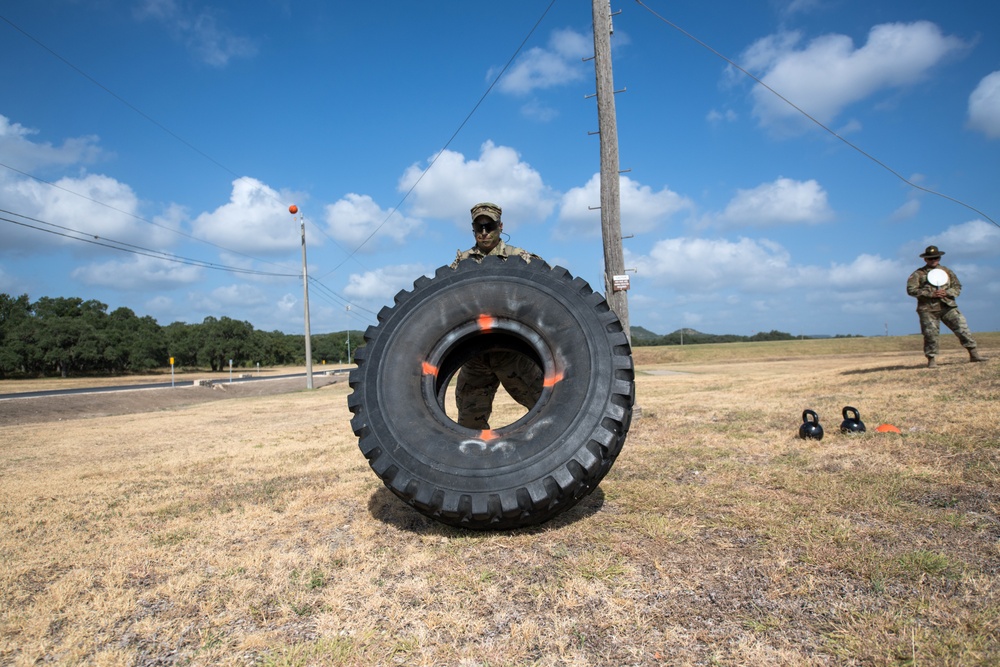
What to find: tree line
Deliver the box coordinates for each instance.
[0,293,361,379]
[630,328,806,346]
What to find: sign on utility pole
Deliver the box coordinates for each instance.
[591,0,631,343]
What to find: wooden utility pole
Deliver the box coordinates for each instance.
[591,0,630,342]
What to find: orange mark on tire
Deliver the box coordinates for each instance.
[480,430,498,441]
[421,361,438,377]
[477,314,494,331]
[543,372,564,388]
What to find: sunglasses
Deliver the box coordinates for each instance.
[473,221,500,234]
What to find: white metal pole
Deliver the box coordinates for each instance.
[292,205,314,390]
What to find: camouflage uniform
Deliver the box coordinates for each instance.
[452,202,544,429]
[455,351,543,429]
[906,249,978,360]
[450,238,539,268]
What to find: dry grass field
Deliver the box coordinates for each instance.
[1,334,998,666]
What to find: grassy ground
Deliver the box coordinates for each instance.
[1,334,997,666]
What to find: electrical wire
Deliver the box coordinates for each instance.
[0,209,297,278]
[0,14,242,182]
[0,13,362,273]
[1,206,374,322]
[1,14,375,319]
[307,276,379,319]
[2,4,561,324]
[633,0,998,228]
[319,0,560,279]
[2,206,378,329]
[0,162,298,273]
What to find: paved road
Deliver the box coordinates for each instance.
[0,370,349,401]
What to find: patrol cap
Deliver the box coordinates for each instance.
[920,245,945,258]
[470,202,502,223]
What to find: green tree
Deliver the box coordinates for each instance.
[313,332,349,364]
[199,316,255,371]
[749,330,796,342]
[31,297,109,377]
[106,307,167,371]
[250,329,299,366]
[0,293,33,377]
[164,321,201,367]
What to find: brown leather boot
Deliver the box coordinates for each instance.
[926,356,937,369]
[969,348,987,362]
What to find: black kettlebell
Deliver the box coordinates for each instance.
[798,409,824,440]
[840,406,866,433]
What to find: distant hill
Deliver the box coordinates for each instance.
[630,326,661,341]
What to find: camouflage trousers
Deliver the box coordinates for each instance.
[918,307,977,357]
[455,352,543,430]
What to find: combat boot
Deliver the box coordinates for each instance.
[926,356,937,369]
[969,348,987,362]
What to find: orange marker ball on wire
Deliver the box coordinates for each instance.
[289,205,299,215]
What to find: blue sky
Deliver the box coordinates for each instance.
[2,0,998,339]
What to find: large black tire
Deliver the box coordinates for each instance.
[347,256,634,530]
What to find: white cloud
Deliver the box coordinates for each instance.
[827,254,904,288]
[496,28,591,96]
[628,236,906,295]
[399,141,557,229]
[714,177,833,228]
[206,283,271,309]
[629,236,794,291]
[134,0,256,67]
[324,193,422,250]
[783,0,823,15]
[742,22,966,131]
[343,264,434,303]
[968,71,1000,139]
[706,109,738,124]
[0,116,187,254]
[191,177,299,255]
[2,172,183,251]
[0,115,102,172]
[519,100,560,122]
[925,219,1000,259]
[71,253,202,289]
[183,283,295,321]
[557,173,692,239]
[889,199,920,222]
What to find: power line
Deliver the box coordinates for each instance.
[319,0,560,279]
[307,277,379,318]
[0,162,298,272]
[2,5,562,321]
[0,13,243,182]
[1,161,376,318]
[2,13,371,302]
[0,209,298,278]
[633,0,998,229]
[3,204,379,332]
[1,13,363,270]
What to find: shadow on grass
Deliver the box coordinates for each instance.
[367,485,606,535]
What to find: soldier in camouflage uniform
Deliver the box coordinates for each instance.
[906,245,985,368]
[452,202,544,429]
